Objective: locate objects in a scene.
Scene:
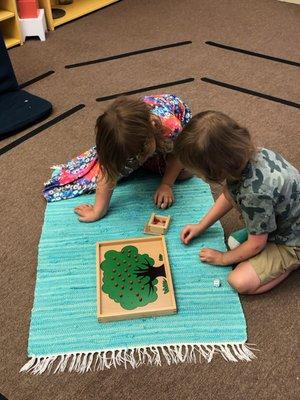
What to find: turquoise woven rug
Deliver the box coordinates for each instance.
[22,173,255,373]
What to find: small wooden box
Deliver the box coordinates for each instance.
[144,213,171,235]
[96,236,176,322]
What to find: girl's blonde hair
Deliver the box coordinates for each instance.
[95,96,169,182]
[174,111,256,183]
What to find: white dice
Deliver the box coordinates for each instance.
[213,278,221,287]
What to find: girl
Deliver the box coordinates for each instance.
[174,111,300,294]
[44,94,192,222]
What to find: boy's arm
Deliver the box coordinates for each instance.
[201,190,274,265]
[223,234,268,264]
[197,192,234,231]
[181,193,234,244]
[200,233,268,265]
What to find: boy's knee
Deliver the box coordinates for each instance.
[227,271,252,294]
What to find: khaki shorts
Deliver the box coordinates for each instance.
[249,243,300,285]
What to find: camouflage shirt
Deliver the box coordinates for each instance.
[228,148,300,246]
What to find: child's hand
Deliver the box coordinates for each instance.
[181,224,203,244]
[154,183,174,209]
[74,204,107,222]
[199,248,224,265]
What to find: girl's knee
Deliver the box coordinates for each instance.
[176,169,193,181]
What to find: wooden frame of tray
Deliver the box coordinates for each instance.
[96,236,176,322]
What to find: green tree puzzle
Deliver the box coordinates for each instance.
[100,245,167,310]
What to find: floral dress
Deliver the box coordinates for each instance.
[43,94,192,202]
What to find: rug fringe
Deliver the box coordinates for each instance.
[20,343,257,374]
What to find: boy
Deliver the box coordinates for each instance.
[174,111,300,294]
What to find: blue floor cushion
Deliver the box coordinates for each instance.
[0,30,52,139]
[0,90,52,137]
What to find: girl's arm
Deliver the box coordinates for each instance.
[74,175,115,222]
[181,193,234,244]
[154,155,184,208]
[161,154,183,186]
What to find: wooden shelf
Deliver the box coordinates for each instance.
[3,34,20,47]
[0,9,14,21]
[0,0,22,48]
[40,0,119,31]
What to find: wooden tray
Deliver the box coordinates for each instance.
[96,236,176,322]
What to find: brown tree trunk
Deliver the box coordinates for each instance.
[150,264,166,280]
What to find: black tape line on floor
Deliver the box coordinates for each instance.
[0,104,85,156]
[205,41,300,67]
[65,41,192,69]
[19,70,55,89]
[96,78,194,102]
[201,77,300,109]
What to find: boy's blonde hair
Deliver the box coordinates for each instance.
[174,111,256,183]
[95,96,166,182]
